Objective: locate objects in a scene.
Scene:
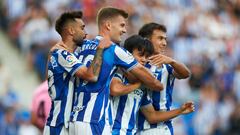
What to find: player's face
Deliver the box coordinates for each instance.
[132,49,148,66]
[109,15,127,44]
[72,19,87,46]
[149,29,167,54]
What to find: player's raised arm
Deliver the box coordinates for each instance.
[75,38,112,82]
[140,101,195,124]
[149,54,191,79]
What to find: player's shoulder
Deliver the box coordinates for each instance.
[113,45,131,55]
[86,38,102,46]
[84,39,95,45]
[50,41,67,53]
[50,48,69,56]
[53,49,77,61]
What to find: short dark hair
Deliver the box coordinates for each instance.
[55,11,83,36]
[96,7,128,27]
[124,35,154,56]
[138,22,167,38]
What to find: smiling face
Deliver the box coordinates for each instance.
[124,35,154,65]
[149,29,167,54]
[132,48,150,66]
[108,15,127,44]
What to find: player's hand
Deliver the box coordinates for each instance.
[148,54,174,67]
[180,101,195,114]
[98,38,112,49]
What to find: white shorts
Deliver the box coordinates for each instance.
[69,121,111,135]
[112,128,137,135]
[43,124,69,135]
[137,124,173,135]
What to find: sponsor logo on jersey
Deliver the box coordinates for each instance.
[133,89,144,98]
[73,106,85,112]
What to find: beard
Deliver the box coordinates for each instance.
[76,39,84,47]
[74,36,85,47]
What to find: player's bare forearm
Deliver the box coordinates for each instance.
[88,47,104,81]
[142,102,195,124]
[141,106,182,124]
[110,78,141,96]
[75,48,104,82]
[86,38,111,81]
[130,64,163,91]
[170,60,191,79]
[157,109,182,122]
[149,54,190,79]
[150,105,194,123]
[123,70,139,83]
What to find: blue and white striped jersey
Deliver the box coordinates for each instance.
[46,49,83,128]
[71,36,138,125]
[111,71,151,135]
[137,64,175,131]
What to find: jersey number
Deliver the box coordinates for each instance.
[78,55,94,66]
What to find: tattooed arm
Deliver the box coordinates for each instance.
[75,38,112,82]
[86,47,104,81]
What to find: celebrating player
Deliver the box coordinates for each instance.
[70,7,164,135]
[137,23,192,135]
[110,35,194,135]
[43,10,111,135]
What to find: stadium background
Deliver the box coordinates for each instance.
[0,0,240,134]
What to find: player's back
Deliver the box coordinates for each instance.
[72,36,138,124]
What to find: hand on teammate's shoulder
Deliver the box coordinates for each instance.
[148,53,173,67]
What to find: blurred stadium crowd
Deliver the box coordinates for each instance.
[0,0,240,135]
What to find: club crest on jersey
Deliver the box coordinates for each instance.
[66,55,76,65]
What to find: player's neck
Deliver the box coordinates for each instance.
[61,38,76,53]
[98,31,111,40]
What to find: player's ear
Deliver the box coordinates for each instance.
[105,20,111,31]
[68,27,75,35]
